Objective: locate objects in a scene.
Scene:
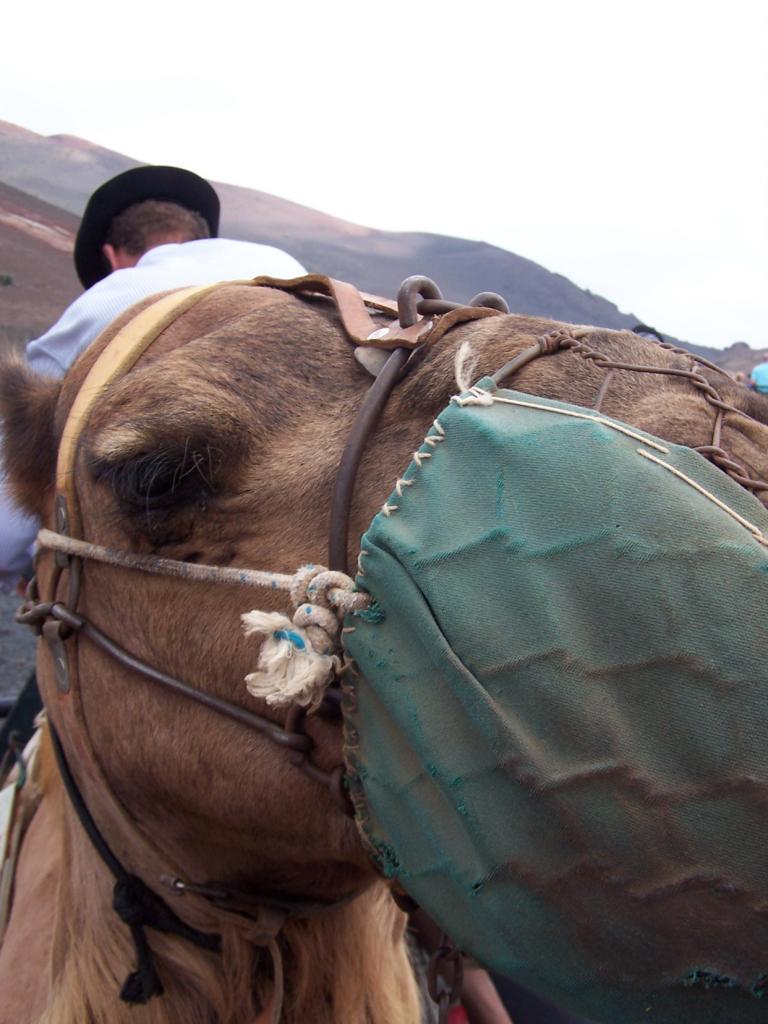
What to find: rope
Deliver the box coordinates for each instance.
[453,389,671,453]
[36,529,295,592]
[453,388,768,549]
[36,529,371,712]
[243,566,371,710]
[636,449,768,546]
[50,724,299,1018]
[48,724,221,1006]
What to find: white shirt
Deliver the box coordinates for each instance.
[0,238,306,585]
[25,238,306,375]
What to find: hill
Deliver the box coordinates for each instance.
[0,179,79,346]
[1,119,764,374]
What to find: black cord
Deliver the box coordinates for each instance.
[48,722,220,1004]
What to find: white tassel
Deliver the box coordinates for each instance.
[241,610,340,711]
[454,339,479,392]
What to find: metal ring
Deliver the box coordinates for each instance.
[397,276,443,328]
[468,291,509,313]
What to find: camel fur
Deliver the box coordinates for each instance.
[1,281,767,1023]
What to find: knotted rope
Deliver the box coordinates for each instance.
[54,717,290,1019]
[36,530,370,712]
[49,725,221,1006]
[243,565,371,711]
[112,874,221,1003]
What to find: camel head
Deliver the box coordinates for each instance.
[3,280,768,1024]
[4,286,768,899]
[0,285,393,904]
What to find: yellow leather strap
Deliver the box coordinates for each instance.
[56,284,219,525]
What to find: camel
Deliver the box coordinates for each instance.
[0,276,766,1024]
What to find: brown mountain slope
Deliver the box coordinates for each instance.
[1,119,762,373]
[0,180,79,346]
[1,121,650,329]
[0,120,139,217]
[0,120,366,242]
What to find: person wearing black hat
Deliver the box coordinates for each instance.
[73,164,222,288]
[0,165,305,584]
[22,164,305,378]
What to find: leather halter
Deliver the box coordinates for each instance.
[26,274,761,1016]
[30,274,507,793]
[19,274,507,1006]
[28,269,763,851]
[32,277,763,831]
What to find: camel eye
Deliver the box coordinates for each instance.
[89,444,222,515]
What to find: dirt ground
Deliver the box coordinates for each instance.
[0,587,37,699]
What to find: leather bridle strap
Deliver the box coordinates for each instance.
[327,305,506,573]
[21,596,316,752]
[328,347,410,572]
[56,284,219,532]
[249,273,401,345]
[48,718,355,1007]
[48,722,221,1005]
[248,273,439,350]
[24,274,509,1014]
[36,278,386,818]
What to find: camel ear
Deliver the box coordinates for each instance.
[0,356,62,518]
[726,385,768,427]
[696,368,768,427]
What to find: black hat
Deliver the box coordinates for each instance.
[74,165,220,288]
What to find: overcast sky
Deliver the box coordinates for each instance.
[3,0,766,349]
